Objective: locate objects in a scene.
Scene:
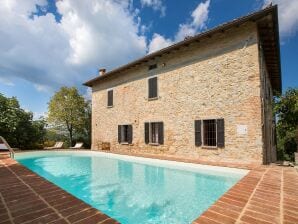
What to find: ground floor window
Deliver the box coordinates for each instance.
[118,125,133,144]
[145,122,164,145]
[150,122,159,143]
[195,119,224,148]
[203,119,217,146]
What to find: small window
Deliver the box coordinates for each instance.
[148,76,158,99]
[118,125,132,144]
[145,122,164,145]
[194,119,224,148]
[107,89,113,107]
[148,64,157,70]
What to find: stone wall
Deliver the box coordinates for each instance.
[259,43,276,164]
[91,22,266,164]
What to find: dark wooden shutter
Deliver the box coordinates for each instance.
[127,125,133,144]
[148,77,157,99]
[195,120,202,146]
[217,119,225,147]
[118,125,121,143]
[158,122,164,145]
[107,90,113,106]
[145,122,149,144]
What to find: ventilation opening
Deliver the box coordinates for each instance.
[148,64,157,70]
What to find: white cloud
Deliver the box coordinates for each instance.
[175,24,197,42]
[0,0,147,92]
[148,0,211,53]
[84,87,92,101]
[140,0,166,17]
[148,33,173,53]
[262,0,272,7]
[262,0,298,38]
[176,0,210,41]
[0,76,15,86]
[34,84,52,93]
[192,0,211,30]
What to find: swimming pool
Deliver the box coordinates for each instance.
[16,151,248,224]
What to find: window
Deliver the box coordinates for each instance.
[107,89,113,107]
[145,122,164,145]
[194,119,224,148]
[203,120,217,146]
[118,125,133,144]
[148,76,158,99]
[148,64,157,70]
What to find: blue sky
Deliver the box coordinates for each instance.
[0,0,297,119]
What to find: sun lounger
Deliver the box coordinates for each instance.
[44,141,64,150]
[70,142,84,149]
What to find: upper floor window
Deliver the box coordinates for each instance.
[148,76,158,99]
[107,89,113,107]
[195,119,225,148]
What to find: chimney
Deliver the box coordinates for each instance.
[98,68,106,76]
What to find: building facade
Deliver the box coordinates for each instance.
[84,6,281,165]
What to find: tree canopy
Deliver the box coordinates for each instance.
[0,93,46,149]
[47,87,89,146]
[274,88,298,160]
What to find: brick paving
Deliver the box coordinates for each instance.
[194,165,298,224]
[1,151,298,224]
[0,153,119,224]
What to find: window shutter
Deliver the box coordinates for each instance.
[128,125,133,144]
[217,119,225,147]
[108,90,113,106]
[145,122,149,144]
[195,120,202,146]
[118,125,121,143]
[158,122,164,145]
[148,77,157,99]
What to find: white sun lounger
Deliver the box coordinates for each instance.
[70,142,84,149]
[44,141,64,150]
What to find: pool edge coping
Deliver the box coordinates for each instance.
[15,150,249,177]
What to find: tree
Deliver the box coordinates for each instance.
[74,100,91,148]
[274,88,298,160]
[47,87,87,146]
[0,93,46,149]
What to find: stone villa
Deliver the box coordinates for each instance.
[84,5,281,165]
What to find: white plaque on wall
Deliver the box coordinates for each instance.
[237,125,248,135]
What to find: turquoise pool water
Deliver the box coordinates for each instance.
[16,151,247,224]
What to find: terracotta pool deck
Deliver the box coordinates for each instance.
[0,151,298,224]
[0,153,119,224]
